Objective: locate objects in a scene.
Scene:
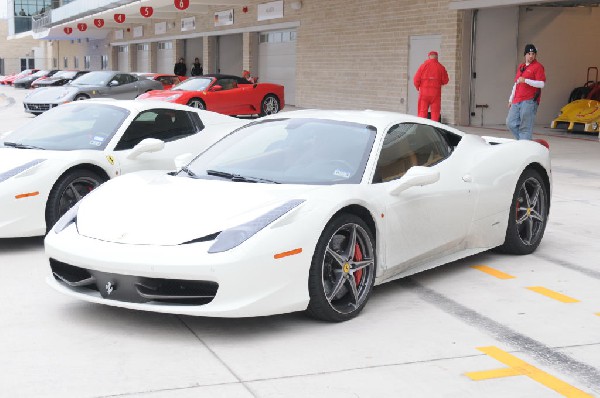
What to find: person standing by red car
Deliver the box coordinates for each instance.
[413,51,449,122]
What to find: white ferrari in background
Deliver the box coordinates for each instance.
[0,99,247,237]
[45,110,552,322]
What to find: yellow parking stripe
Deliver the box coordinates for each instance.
[466,346,593,397]
[471,265,515,279]
[527,286,580,303]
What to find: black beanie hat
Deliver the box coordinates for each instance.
[524,44,537,55]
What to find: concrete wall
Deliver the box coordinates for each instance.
[0,19,48,74]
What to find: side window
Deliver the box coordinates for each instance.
[114,109,198,150]
[373,123,451,183]
[216,78,237,90]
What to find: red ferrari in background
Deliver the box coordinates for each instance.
[137,74,284,116]
[1,69,39,85]
[133,73,186,90]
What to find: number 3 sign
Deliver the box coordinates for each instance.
[94,18,104,28]
[174,0,189,10]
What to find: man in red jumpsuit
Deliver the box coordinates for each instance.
[413,51,449,122]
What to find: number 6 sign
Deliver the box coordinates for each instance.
[114,14,126,23]
[140,7,153,18]
[174,0,189,10]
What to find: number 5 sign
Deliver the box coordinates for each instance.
[140,7,153,17]
[174,0,189,10]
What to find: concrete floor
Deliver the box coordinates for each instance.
[1,84,599,398]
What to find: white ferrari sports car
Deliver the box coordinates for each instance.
[0,99,247,237]
[45,110,552,322]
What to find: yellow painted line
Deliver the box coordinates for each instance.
[527,286,580,303]
[471,265,515,279]
[596,313,600,317]
[466,346,593,397]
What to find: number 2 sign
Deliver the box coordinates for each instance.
[174,0,189,10]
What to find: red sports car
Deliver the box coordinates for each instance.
[137,74,285,116]
[133,73,186,90]
[1,69,39,85]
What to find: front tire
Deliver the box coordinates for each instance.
[496,168,549,255]
[307,214,376,322]
[45,170,106,232]
[260,94,280,116]
[187,98,205,109]
[74,94,89,101]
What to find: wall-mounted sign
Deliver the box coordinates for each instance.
[115,29,124,40]
[114,14,126,23]
[214,9,233,27]
[181,16,196,31]
[155,21,167,35]
[258,1,283,21]
[63,27,73,35]
[140,7,153,18]
[94,18,104,28]
[133,26,143,38]
[77,23,87,32]
[174,0,189,10]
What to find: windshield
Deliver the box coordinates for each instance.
[31,70,49,77]
[53,70,77,79]
[1,103,129,151]
[185,118,376,185]
[171,77,212,91]
[71,71,115,86]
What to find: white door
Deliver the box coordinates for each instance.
[117,45,129,72]
[408,35,441,117]
[471,7,519,126]
[156,41,174,74]
[258,30,297,105]
[217,34,242,75]
[136,44,150,73]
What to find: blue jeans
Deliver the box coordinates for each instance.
[506,99,538,140]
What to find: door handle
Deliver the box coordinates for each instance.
[462,174,472,183]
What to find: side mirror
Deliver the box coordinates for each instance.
[389,166,440,196]
[174,153,194,171]
[109,80,119,87]
[127,138,165,160]
[210,85,223,91]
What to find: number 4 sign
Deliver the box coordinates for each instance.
[114,14,126,23]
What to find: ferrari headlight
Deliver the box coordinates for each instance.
[52,201,81,234]
[208,199,304,253]
[165,94,182,101]
[591,122,598,131]
[0,159,45,183]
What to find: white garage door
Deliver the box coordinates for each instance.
[117,45,129,72]
[157,41,174,74]
[258,30,296,106]
[136,44,150,73]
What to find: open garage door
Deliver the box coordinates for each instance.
[258,30,297,106]
[467,2,600,127]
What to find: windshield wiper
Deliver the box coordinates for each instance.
[3,142,45,150]
[206,169,279,184]
[180,166,200,178]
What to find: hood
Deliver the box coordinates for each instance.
[76,172,319,245]
[24,86,78,103]
[0,148,50,183]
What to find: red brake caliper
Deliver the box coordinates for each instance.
[353,242,363,285]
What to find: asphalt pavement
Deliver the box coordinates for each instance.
[1,84,599,398]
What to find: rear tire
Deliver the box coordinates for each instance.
[45,170,106,232]
[260,94,280,116]
[306,214,376,322]
[495,168,549,255]
[187,98,205,109]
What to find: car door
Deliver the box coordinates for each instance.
[207,78,246,114]
[110,108,203,174]
[375,123,477,275]
[105,74,138,99]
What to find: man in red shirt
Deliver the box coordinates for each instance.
[413,51,449,122]
[506,44,546,140]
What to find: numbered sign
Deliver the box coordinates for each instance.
[94,18,104,28]
[63,27,73,35]
[140,6,153,18]
[77,23,87,32]
[174,0,189,10]
[114,14,126,23]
